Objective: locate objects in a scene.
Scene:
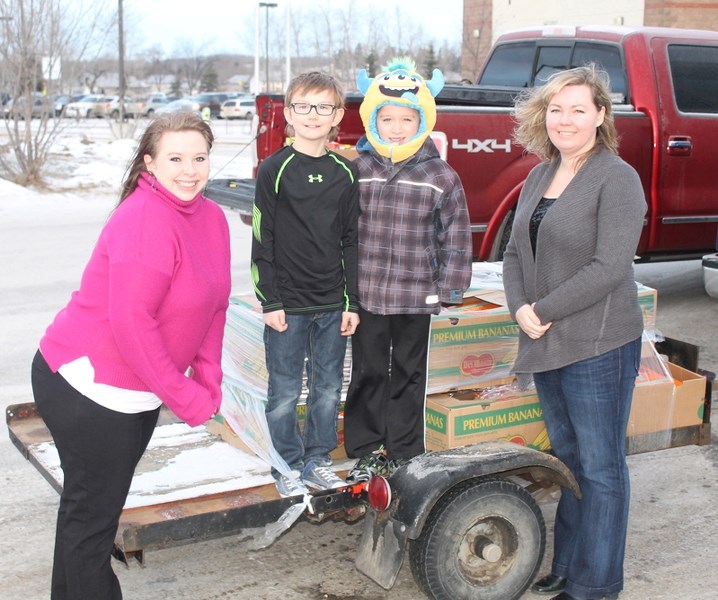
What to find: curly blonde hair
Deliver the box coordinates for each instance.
[512,64,618,166]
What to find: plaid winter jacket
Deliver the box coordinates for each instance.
[353,136,472,315]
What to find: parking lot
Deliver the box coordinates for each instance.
[0,119,716,599]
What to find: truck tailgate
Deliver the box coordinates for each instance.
[204,178,255,224]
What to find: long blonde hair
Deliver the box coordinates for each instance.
[512,64,618,166]
[119,111,214,203]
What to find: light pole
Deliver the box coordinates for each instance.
[118,0,126,122]
[259,2,277,93]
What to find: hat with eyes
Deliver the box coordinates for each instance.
[357,57,444,163]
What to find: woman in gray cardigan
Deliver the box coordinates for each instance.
[503,65,647,600]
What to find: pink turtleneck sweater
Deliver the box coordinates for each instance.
[40,173,231,426]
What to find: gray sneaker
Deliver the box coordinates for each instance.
[275,469,309,498]
[301,462,346,491]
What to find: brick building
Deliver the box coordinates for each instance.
[461,0,718,80]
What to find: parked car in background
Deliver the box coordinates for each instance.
[125,93,168,118]
[96,95,133,119]
[154,97,199,116]
[64,94,105,118]
[219,97,256,120]
[3,94,54,120]
[193,92,238,118]
[53,93,85,117]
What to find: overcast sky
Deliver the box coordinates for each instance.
[123,0,464,57]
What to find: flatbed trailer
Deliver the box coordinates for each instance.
[5,402,362,565]
[6,401,583,600]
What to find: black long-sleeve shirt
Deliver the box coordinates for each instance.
[251,145,360,314]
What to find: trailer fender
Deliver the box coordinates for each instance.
[389,440,579,539]
[355,441,578,590]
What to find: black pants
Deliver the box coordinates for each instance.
[344,310,430,460]
[31,350,159,600]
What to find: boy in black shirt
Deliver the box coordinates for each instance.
[251,72,360,497]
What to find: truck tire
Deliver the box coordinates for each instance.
[409,478,545,600]
[489,209,515,262]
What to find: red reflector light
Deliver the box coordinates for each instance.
[367,476,391,511]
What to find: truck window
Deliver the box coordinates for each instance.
[479,42,534,87]
[535,46,571,84]
[571,43,627,101]
[667,44,718,113]
[481,39,627,102]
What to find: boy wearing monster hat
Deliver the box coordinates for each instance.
[344,58,472,482]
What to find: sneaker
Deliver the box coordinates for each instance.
[275,469,309,498]
[301,461,346,491]
[346,448,390,483]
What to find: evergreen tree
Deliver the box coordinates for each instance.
[200,67,219,92]
[423,43,439,76]
[365,51,378,77]
[170,77,183,97]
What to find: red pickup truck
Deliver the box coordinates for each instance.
[205,25,718,262]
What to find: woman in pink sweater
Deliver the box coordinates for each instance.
[31,111,231,600]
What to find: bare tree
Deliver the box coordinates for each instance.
[145,47,169,93]
[259,2,466,90]
[0,0,114,187]
[80,56,115,94]
[173,40,215,94]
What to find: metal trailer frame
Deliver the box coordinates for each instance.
[5,402,363,565]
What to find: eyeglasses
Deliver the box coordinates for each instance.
[289,102,337,116]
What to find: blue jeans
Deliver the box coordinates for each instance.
[264,311,346,476]
[533,337,641,600]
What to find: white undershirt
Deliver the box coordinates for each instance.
[58,356,162,414]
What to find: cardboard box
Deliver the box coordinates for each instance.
[425,361,706,453]
[425,386,549,452]
[426,279,657,395]
[427,295,520,394]
[628,362,707,436]
[637,283,658,332]
[326,142,358,161]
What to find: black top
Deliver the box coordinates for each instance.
[251,145,360,314]
[529,196,556,257]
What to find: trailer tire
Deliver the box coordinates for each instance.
[409,478,545,600]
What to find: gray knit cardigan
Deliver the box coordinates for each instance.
[502,146,647,387]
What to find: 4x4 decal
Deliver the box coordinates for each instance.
[452,139,512,153]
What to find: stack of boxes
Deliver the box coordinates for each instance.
[217,264,707,457]
[423,263,707,454]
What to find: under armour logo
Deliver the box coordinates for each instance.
[307,174,323,183]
